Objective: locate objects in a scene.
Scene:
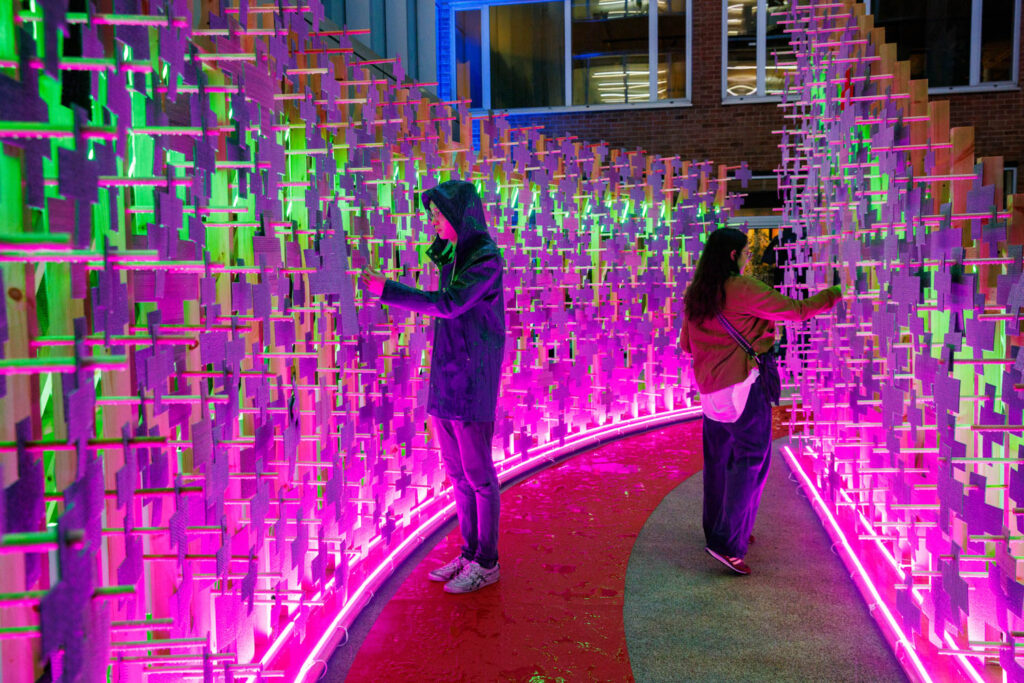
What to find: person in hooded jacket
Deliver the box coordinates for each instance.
[361,180,506,594]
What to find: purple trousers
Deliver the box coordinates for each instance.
[432,416,500,568]
[701,377,773,559]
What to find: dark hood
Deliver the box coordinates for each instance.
[421,180,490,256]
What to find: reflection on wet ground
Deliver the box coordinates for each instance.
[345,410,791,681]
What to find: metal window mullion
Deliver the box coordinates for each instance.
[407,0,418,79]
[756,0,766,96]
[686,0,692,100]
[649,0,657,101]
[1014,0,1022,84]
[449,8,457,102]
[565,0,572,106]
[481,8,491,108]
[970,0,982,85]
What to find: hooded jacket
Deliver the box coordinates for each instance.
[380,180,506,422]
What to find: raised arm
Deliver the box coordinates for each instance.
[732,276,841,322]
[381,252,502,319]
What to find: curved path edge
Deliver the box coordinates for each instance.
[624,436,908,682]
[313,407,702,681]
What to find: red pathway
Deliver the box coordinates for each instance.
[346,412,789,681]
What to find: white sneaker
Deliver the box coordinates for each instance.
[443,561,500,594]
[428,555,469,582]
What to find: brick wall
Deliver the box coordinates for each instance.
[946,87,1024,174]
[503,2,1024,178]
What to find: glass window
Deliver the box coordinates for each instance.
[764,0,792,94]
[725,0,758,97]
[873,0,1017,88]
[658,0,688,100]
[572,0,650,105]
[981,0,1015,82]
[450,0,690,110]
[724,0,792,99]
[491,2,566,109]
[406,0,419,79]
[371,0,388,56]
[874,0,969,87]
[456,10,483,108]
[573,55,650,104]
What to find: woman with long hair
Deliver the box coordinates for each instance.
[680,227,841,575]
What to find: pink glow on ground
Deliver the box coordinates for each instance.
[782,445,934,683]
[342,409,794,681]
[293,408,702,681]
[344,419,706,681]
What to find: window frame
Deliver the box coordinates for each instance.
[448,0,693,114]
[862,0,1020,94]
[721,0,788,104]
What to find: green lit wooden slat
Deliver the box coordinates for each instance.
[18,11,189,26]
[0,585,136,603]
[191,53,257,62]
[0,233,71,245]
[0,356,126,373]
[0,122,117,138]
[0,529,84,553]
[0,626,40,636]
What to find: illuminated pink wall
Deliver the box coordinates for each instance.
[0,0,745,679]
[779,2,1024,681]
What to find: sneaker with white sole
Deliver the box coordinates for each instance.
[705,546,751,575]
[428,555,469,582]
[443,560,500,594]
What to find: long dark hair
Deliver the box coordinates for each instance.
[683,227,748,325]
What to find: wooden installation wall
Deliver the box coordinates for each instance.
[0,0,746,679]
[780,1,1024,681]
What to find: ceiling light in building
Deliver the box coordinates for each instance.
[591,69,651,79]
[726,84,757,96]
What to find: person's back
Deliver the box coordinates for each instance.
[682,274,839,395]
[679,228,841,575]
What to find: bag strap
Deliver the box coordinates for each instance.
[715,313,758,360]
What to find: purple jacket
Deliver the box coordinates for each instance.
[381,180,506,421]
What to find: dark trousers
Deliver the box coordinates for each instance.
[432,416,499,568]
[702,378,772,559]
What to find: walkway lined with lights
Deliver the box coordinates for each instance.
[325,414,906,681]
[624,441,905,681]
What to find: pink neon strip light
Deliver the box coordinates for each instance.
[291,407,703,681]
[781,445,934,683]
[815,448,986,683]
[941,632,987,683]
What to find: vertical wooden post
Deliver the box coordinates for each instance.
[950,127,976,247]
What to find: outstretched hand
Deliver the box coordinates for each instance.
[360,268,387,297]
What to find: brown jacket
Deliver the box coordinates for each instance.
[680,276,841,394]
